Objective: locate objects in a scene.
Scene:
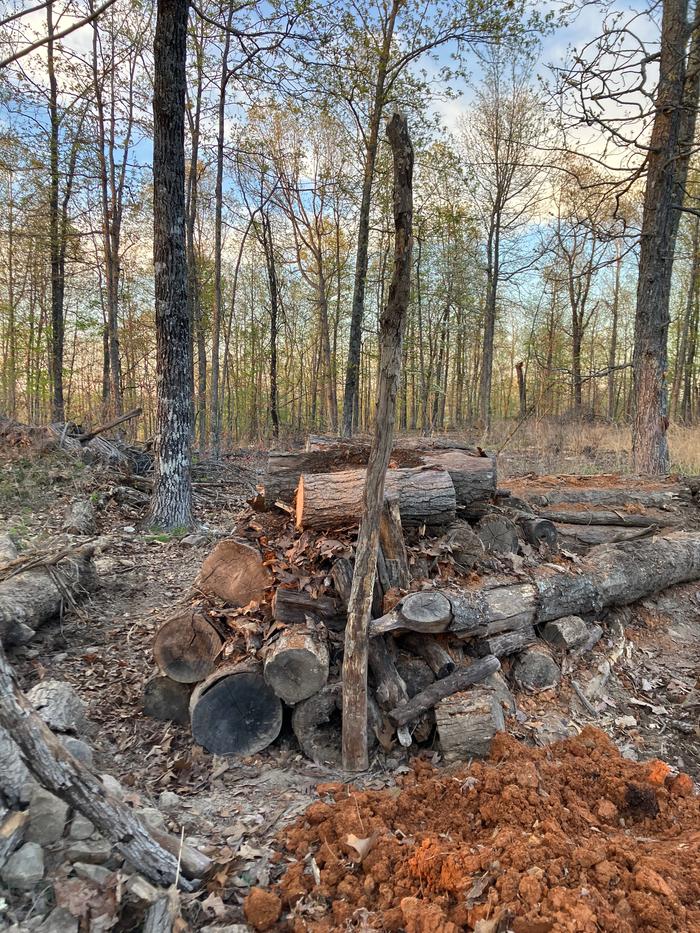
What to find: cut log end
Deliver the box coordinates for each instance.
[263,624,329,705]
[143,676,192,724]
[153,611,223,684]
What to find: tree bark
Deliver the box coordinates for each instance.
[388,656,500,727]
[263,623,329,705]
[296,467,455,531]
[148,0,193,530]
[342,113,413,771]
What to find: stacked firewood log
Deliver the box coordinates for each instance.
[146,439,700,767]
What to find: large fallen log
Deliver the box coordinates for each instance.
[265,445,495,508]
[296,467,457,530]
[189,661,283,757]
[555,522,658,551]
[536,508,670,527]
[520,485,691,509]
[0,545,97,647]
[370,532,700,644]
[0,643,211,889]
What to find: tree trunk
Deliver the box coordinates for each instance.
[342,113,413,771]
[47,1,64,422]
[515,361,527,418]
[148,0,193,530]
[632,0,698,472]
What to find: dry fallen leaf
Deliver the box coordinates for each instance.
[345,832,379,863]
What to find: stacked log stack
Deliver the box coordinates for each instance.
[145,439,700,767]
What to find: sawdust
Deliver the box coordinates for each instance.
[271,728,700,932]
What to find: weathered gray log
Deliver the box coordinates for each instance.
[0,546,96,647]
[377,496,410,593]
[441,521,484,571]
[517,516,558,550]
[143,888,180,933]
[513,645,561,691]
[190,661,283,757]
[476,514,519,554]
[368,636,409,710]
[541,615,591,651]
[401,634,456,678]
[0,809,28,870]
[263,622,329,705]
[522,486,690,509]
[388,655,500,727]
[0,644,210,889]
[62,500,97,536]
[476,620,538,657]
[153,610,223,683]
[143,676,192,724]
[272,588,346,631]
[369,590,453,636]
[537,508,667,527]
[296,467,456,531]
[555,522,658,551]
[265,445,496,508]
[436,686,506,760]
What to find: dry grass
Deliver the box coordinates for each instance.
[486,419,700,479]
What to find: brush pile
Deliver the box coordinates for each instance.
[145,437,700,767]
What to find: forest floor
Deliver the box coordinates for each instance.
[1,435,699,930]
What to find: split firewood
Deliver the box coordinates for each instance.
[436,685,506,760]
[272,587,346,631]
[263,621,329,705]
[196,539,272,606]
[377,496,410,593]
[62,499,97,536]
[264,444,496,508]
[0,643,211,889]
[153,609,223,683]
[189,660,283,757]
[0,545,96,647]
[143,676,192,724]
[401,634,456,678]
[388,655,501,727]
[296,467,457,531]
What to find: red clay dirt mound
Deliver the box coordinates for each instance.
[259,728,699,933]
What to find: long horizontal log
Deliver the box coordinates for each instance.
[0,546,96,647]
[265,446,495,508]
[371,532,700,645]
[555,523,658,550]
[520,485,691,509]
[297,468,456,530]
[388,656,500,727]
[536,508,671,527]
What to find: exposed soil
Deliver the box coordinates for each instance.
[271,728,700,932]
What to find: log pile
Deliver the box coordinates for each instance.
[145,443,700,767]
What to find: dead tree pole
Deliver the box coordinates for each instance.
[342,113,413,771]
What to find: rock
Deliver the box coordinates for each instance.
[125,873,160,907]
[243,887,282,932]
[541,615,590,651]
[100,773,125,800]
[40,907,79,933]
[27,681,88,734]
[0,726,33,804]
[513,645,561,691]
[137,807,166,833]
[68,812,94,840]
[158,790,181,812]
[65,838,113,865]
[181,534,208,548]
[1,841,45,889]
[72,861,112,885]
[201,926,250,933]
[60,736,94,766]
[27,787,69,845]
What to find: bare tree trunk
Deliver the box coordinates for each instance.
[148,0,193,530]
[608,242,622,420]
[47,1,64,422]
[632,0,700,472]
[342,113,413,771]
[261,210,280,438]
[479,218,499,431]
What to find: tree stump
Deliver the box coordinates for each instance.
[62,500,97,536]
